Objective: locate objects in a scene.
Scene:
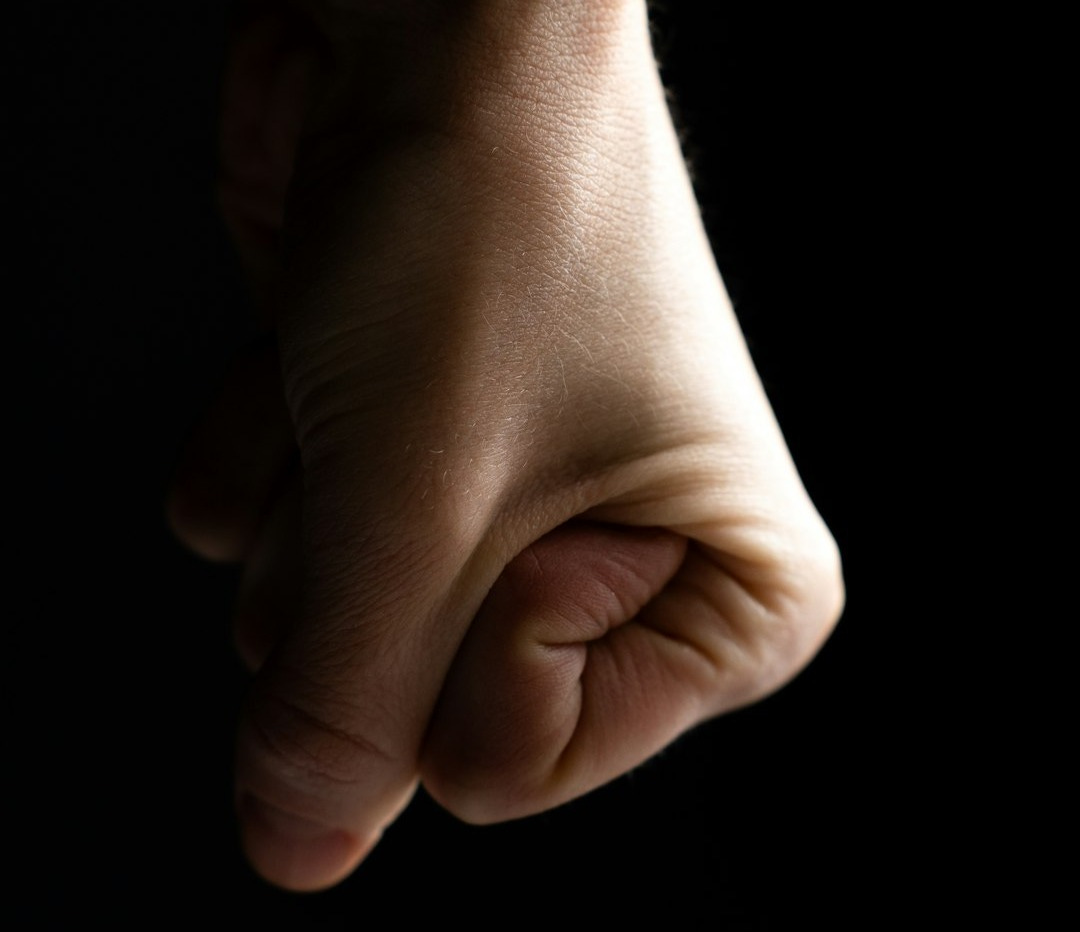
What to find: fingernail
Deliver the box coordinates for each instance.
[239,794,364,891]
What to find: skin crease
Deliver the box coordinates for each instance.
[168,0,844,892]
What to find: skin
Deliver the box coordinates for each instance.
[168,0,844,892]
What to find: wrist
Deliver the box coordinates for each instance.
[299,0,659,145]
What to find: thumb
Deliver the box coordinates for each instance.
[232,459,497,891]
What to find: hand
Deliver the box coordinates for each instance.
[169,0,843,892]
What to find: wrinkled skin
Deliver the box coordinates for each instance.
[168,0,844,892]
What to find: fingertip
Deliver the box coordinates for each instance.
[165,484,251,563]
[232,663,420,892]
[164,343,297,562]
[238,794,376,892]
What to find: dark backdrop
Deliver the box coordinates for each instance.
[5,2,918,926]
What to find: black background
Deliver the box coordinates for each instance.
[4,2,937,927]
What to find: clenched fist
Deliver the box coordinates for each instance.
[168,0,843,891]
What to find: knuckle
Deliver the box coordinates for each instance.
[678,512,844,715]
[421,752,547,826]
[734,520,845,698]
[421,682,573,826]
[777,524,845,650]
[239,676,396,806]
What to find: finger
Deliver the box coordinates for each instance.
[420,518,841,824]
[418,521,687,821]
[232,470,303,672]
[166,343,297,562]
[232,467,498,891]
[218,1,321,311]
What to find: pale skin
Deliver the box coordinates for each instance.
[168,0,844,892]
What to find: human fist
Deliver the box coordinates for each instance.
[169,0,843,891]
